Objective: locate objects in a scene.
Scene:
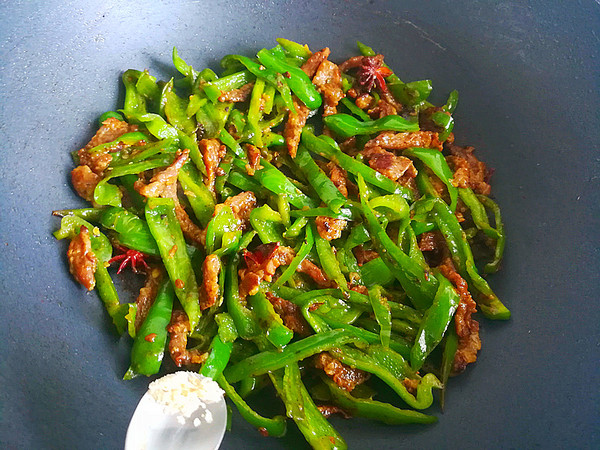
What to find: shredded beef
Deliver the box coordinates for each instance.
[446,144,491,195]
[284,97,310,158]
[71,165,101,202]
[355,93,373,110]
[365,131,443,152]
[76,117,139,177]
[167,310,208,367]
[134,149,205,246]
[360,146,417,182]
[314,352,369,392]
[239,244,296,297]
[438,259,481,374]
[135,149,189,198]
[353,245,379,266]
[315,215,347,241]
[297,259,331,287]
[266,292,310,336]
[313,59,344,116]
[201,254,221,310]
[201,138,227,192]
[84,117,137,151]
[134,267,163,330]
[301,48,331,78]
[218,82,254,102]
[244,143,262,176]
[368,99,397,119]
[67,226,97,291]
[223,191,256,230]
[326,161,349,198]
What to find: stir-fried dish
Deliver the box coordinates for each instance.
[53,39,509,448]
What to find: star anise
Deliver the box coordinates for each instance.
[356,56,393,93]
[108,247,150,274]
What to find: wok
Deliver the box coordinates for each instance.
[1,1,598,448]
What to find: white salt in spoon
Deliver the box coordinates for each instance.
[125,372,227,450]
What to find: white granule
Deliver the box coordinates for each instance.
[148,372,224,426]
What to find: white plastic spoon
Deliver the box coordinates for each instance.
[125,372,227,450]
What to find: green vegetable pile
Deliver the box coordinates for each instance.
[53,39,509,448]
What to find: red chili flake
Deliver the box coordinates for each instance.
[108,247,150,274]
[356,56,393,93]
[258,427,269,437]
[175,279,185,289]
[283,71,291,78]
[145,333,157,343]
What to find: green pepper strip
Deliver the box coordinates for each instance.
[329,346,441,410]
[179,163,216,227]
[360,257,394,287]
[322,375,436,425]
[368,286,392,347]
[313,224,348,290]
[112,138,179,166]
[404,147,458,212]
[145,197,201,330]
[410,272,459,371]
[339,97,371,121]
[216,374,287,438]
[279,363,347,450]
[440,325,459,410]
[247,290,293,349]
[225,255,261,339]
[85,132,149,160]
[301,130,412,200]
[178,130,206,176]
[256,48,322,110]
[274,226,314,288]
[94,264,128,334]
[205,205,238,254]
[245,78,265,147]
[200,335,233,379]
[458,188,499,239]
[162,79,196,134]
[319,318,411,358]
[276,38,311,60]
[477,194,505,274]
[230,54,295,113]
[124,279,174,379]
[283,216,308,239]
[122,70,147,117]
[249,205,285,244]
[99,207,159,256]
[227,169,266,194]
[232,157,318,209]
[430,198,510,320]
[431,111,454,142]
[220,128,246,160]
[203,70,254,103]
[52,208,105,222]
[322,113,419,140]
[358,174,438,310]
[295,145,347,213]
[224,329,367,383]
[289,206,355,221]
[98,111,123,124]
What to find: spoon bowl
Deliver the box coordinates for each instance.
[125,374,227,450]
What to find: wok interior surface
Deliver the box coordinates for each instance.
[0,1,598,448]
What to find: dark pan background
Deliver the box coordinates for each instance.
[1,1,598,449]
